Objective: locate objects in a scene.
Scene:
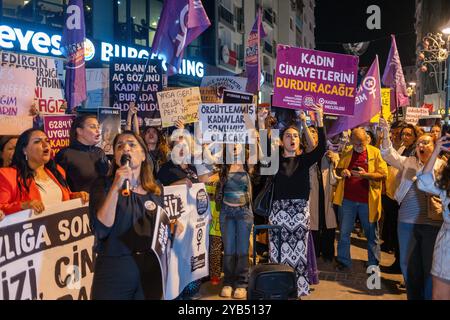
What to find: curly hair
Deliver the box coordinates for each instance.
[436,161,450,198]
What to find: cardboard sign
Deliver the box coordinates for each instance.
[157,87,201,128]
[199,104,257,143]
[405,107,429,125]
[0,65,36,116]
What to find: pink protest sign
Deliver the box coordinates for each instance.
[273,45,359,115]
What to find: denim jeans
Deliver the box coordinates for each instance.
[219,203,253,288]
[398,222,440,300]
[337,199,380,267]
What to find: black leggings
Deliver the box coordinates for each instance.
[91,253,162,300]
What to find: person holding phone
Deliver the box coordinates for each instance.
[333,127,388,272]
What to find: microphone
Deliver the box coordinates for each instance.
[120,154,131,197]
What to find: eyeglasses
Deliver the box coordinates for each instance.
[417,140,432,146]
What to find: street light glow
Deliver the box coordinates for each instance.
[441,18,450,34]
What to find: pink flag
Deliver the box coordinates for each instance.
[245,9,266,94]
[328,56,382,137]
[382,35,409,109]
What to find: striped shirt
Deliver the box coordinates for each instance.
[398,181,441,226]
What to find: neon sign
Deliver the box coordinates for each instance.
[0,24,205,78]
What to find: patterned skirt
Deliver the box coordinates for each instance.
[269,198,313,297]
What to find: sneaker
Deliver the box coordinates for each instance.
[220,286,233,298]
[233,288,247,299]
[210,276,221,286]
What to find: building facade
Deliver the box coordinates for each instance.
[0,0,316,102]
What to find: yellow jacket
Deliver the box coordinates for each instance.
[333,145,388,223]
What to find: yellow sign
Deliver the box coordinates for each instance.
[371,88,392,123]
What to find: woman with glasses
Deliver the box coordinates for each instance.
[380,118,444,300]
[56,115,109,192]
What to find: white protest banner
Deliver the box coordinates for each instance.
[86,68,109,108]
[0,199,94,300]
[163,183,210,300]
[0,115,34,135]
[405,107,429,125]
[0,65,35,116]
[200,76,248,92]
[0,51,66,114]
[157,87,201,128]
[199,104,257,144]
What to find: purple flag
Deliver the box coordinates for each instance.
[60,0,87,113]
[328,56,382,137]
[382,35,409,109]
[245,9,266,94]
[151,0,210,76]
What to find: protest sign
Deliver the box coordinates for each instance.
[200,87,222,103]
[43,115,75,158]
[0,199,94,300]
[157,87,201,128]
[97,107,121,155]
[273,46,359,115]
[150,206,172,299]
[199,104,257,143]
[110,58,163,127]
[205,175,221,237]
[405,107,429,125]
[200,76,248,93]
[0,65,35,116]
[0,115,34,135]
[86,68,109,108]
[371,88,392,123]
[1,52,66,114]
[163,183,210,300]
[222,90,255,104]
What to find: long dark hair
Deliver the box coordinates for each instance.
[436,161,450,199]
[0,135,18,167]
[142,126,169,166]
[11,129,68,194]
[69,114,98,145]
[110,130,161,196]
[216,144,253,203]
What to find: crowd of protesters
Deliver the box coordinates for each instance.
[0,103,449,301]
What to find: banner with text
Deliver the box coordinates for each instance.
[163,183,210,300]
[0,51,66,114]
[200,87,222,104]
[157,87,202,128]
[110,58,163,127]
[273,46,359,115]
[223,90,255,104]
[43,115,75,158]
[200,76,248,93]
[405,107,429,125]
[0,65,36,116]
[0,200,94,300]
[199,104,257,143]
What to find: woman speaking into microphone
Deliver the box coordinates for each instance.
[89,131,165,300]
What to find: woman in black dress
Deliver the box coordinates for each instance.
[269,105,326,298]
[89,131,166,300]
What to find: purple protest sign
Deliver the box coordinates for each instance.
[43,115,75,158]
[273,45,359,115]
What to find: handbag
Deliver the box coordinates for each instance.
[253,176,275,217]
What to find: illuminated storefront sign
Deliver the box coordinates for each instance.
[0,24,205,78]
